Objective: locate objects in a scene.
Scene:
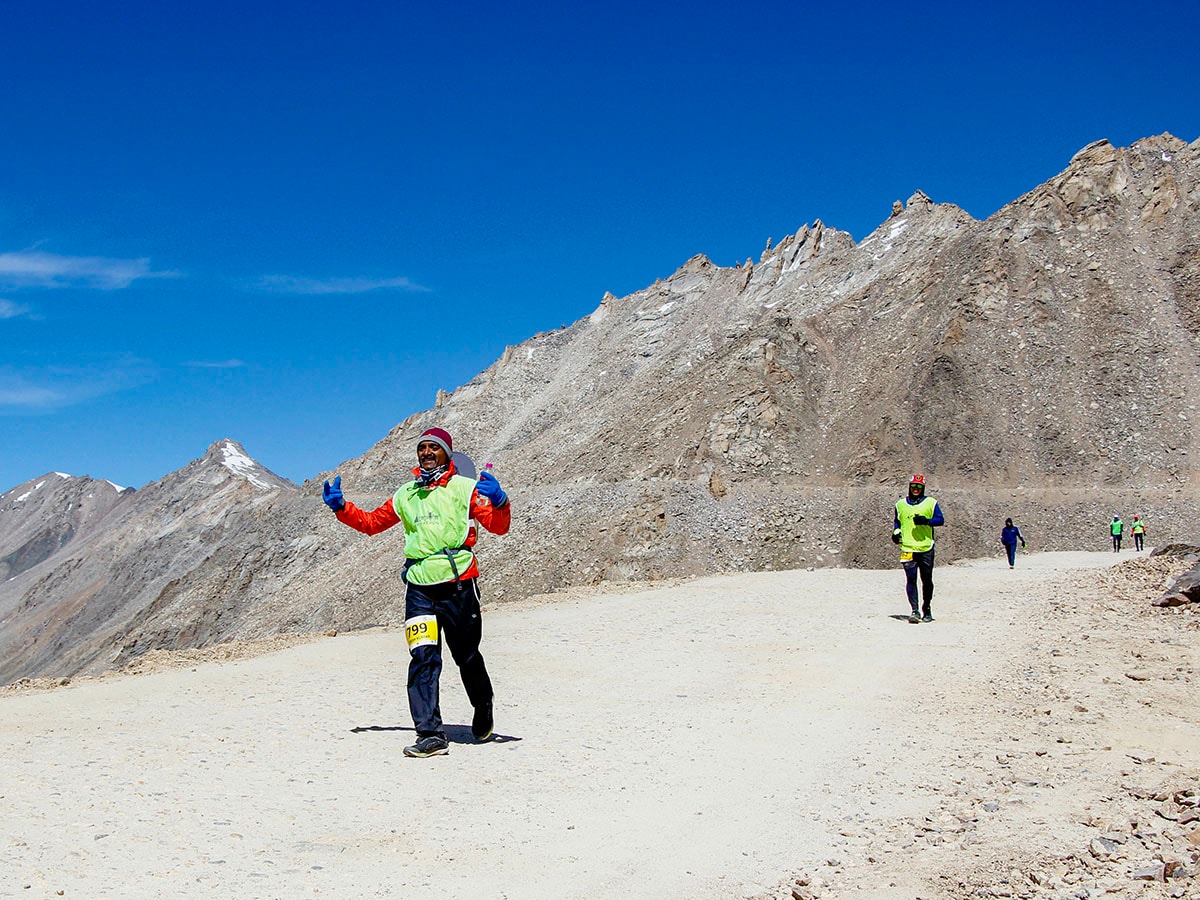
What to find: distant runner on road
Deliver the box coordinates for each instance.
[1131,515,1146,552]
[893,474,945,623]
[1000,518,1026,569]
[1110,515,1124,553]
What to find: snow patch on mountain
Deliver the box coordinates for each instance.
[220,440,271,489]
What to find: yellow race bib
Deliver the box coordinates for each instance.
[404,615,439,651]
[900,552,913,562]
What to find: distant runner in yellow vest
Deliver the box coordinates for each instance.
[1131,515,1146,552]
[322,427,511,759]
[892,474,945,623]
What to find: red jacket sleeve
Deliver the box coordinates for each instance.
[471,490,511,535]
[335,497,401,535]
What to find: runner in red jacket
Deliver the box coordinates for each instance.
[323,427,510,758]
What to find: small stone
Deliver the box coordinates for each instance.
[1163,860,1187,879]
[1131,862,1165,881]
[1158,799,1182,821]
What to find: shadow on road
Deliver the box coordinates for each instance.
[350,722,523,745]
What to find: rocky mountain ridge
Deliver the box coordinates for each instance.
[2,133,1199,682]
[1,474,130,583]
[0,440,304,681]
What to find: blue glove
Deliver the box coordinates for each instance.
[476,470,507,507]
[322,476,345,512]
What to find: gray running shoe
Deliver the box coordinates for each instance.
[908,612,921,624]
[403,734,449,758]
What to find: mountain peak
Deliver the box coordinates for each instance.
[2,472,128,503]
[201,439,296,491]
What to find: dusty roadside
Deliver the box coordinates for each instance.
[759,551,1200,900]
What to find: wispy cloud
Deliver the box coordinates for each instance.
[0,298,32,319]
[0,378,62,408]
[0,360,156,413]
[252,274,430,295]
[0,250,179,290]
[184,359,248,369]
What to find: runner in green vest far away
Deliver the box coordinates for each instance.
[892,474,945,623]
[1131,515,1146,552]
[322,427,511,758]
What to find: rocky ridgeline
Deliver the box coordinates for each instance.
[348,133,1200,600]
[0,441,315,681]
[0,474,129,582]
[2,134,1200,681]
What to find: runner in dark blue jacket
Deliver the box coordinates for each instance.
[1000,518,1026,568]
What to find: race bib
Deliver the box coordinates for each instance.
[404,615,439,651]
[899,552,913,562]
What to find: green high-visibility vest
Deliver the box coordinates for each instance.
[895,496,937,553]
[393,474,476,585]
[1111,519,1124,536]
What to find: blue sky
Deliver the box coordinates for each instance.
[2,1,1197,491]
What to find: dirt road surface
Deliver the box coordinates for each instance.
[2,550,1197,899]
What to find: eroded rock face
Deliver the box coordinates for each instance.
[0,474,129,582]
[0,441,307,682]
[3,135,1200,681]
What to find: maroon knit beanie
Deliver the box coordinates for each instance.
[417,427,453,457]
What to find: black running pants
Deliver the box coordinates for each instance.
[903,549,935,615]
[404,578,493,738]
